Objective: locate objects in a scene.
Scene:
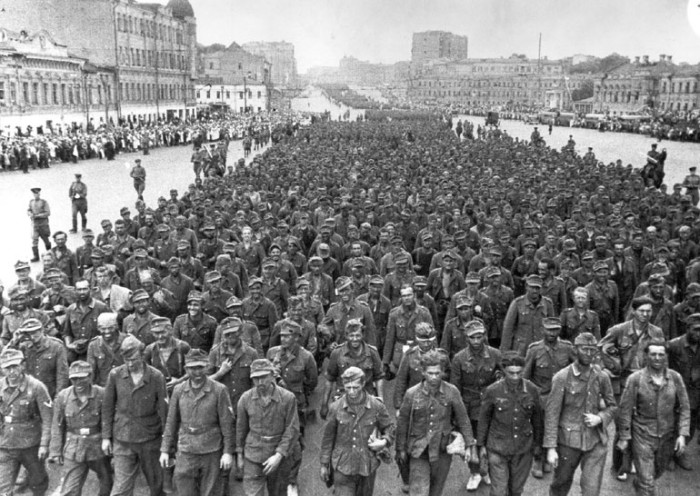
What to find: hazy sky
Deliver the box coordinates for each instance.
[174,0,699,72]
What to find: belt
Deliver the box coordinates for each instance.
[68,426,101,436]
[3,416,36,424]
[181,425,218,435]
[249,432,282,443]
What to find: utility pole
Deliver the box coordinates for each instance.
[537,33,542,107]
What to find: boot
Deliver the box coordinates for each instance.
[31,246,40,262]
[45,240,51,250]
[531,459,544,479]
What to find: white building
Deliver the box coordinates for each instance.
[195,82,268,114]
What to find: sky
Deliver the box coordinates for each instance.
[172,0,700,72]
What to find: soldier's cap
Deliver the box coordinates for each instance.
[592,261,609,272]
[647,273,665,285]
[442,249,458,261]
[30,187,41,193]
[412,275,428,287]
[655,245,670,253]
[69,360,91,379]
[250,358,275,378]
[120,335,145,356]
[484,266,501,278]
[186,290,202,303]
[133,248,148,258]
[687,283,700,298]
[82,229,95,238]
[157,224,171,233]
[135,158,141,163]
[351,258,365,269]
[166,257,181,267]
[422,232,433,241]
[686,313,700,329]
[336,276,353,291]
[222,242,237,252]
[287,236,300,248]
[691,166,698,172]
[542,317,562,330]
[225,295,242,308]
[346,318,363,331]
[465,271,480,283]
[631,295,655,309]
[288,295,303,308]
[574,332,598,347]
[489,246,503,256]
[319,225,332,233]
[455,295,474,308]
[97,312,118,327]
[45,267,63,279]
[263,213,274,221]
[369,275,384,286]
[0,348,24,368]
[8,286,29,298]
[151,316,172,331]
[682,195,692,202]
[120,247,131,256]
[391,252,408,265]
[261,257,277,269]
[90,248,105,258]
[131,289,150,303]
[248,277,263,288]
[317,243,330,253]
[280,320,302,336]
[308,255,323,265]
[563,239,577,249]
[14,260,30,271]
[296,278,311,289]
[465,319,486,337]
[391,234,403,244]
[177,240,190,250]
[415,322,436,339]
[185,349,209,368]
[100,219,112,227]
[522,238,537,248]
[341,366,365,383]
[525,274,543,287]
[581,251,594,261]
[18,318,43,333]
[205,270,222,283]
[219,315,243,334]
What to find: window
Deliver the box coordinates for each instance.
[97,85,102,104]
[216,91,220,99]
[206,90,210,99]
[225,91,230,99]
[22,82,29,104]
[42,83,48,104]
[196,90,200,98]
[32,82,39,104]
[239,91,243,99]
[257,91,261,98]
[68,84,74,104]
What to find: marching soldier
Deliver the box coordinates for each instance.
[28,187,52,262]
[86,312,125,387]
[68,173,88,233]
[49,360,113,496]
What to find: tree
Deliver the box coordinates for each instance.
[571,80,594,101]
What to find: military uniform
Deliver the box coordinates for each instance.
[202,288,233,323]
[122,310,160,347]
[584,279,619,335]
[477,378,543,496]
[270,317,318,355]
[63,298,109,361]
[523,339,575,396]
[242,295,279,352]
[49,378,112,496]
[0,372,53,495]
[559,308,601,341]
[501,296,555,356]
[173,312,218,353]
[395,346,449,411]
[208,341,259,410]
[327,342,383,397]
[383,304,434,371]
[86,334,125,387]
[13,334,69,398]
[321,300,377,348]
[267,344,318,420]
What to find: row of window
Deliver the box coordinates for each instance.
[118,46,188,71]
[118,82,193,102]
[0,80,111,106]
[116,12,185,45]
[413,89,544,98]
[417,79,558,89]
[196,89,262,99]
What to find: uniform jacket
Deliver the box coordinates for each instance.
[14,335,68,399]
[500,295,555,356]
[87,335,125,387]
[49,385,105,462]
[383,304,433,368]
[523,339,575,394]
[208,342,259,407]
[173,312,218,353]
[267,344,318,407]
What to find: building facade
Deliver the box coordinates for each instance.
[241,41,297,87]
[1,0,198,124]
[195,81,269,114]
[593,55,700,113]
[0,28,115,132]
[411,31,468,64]
[199,43,270,86]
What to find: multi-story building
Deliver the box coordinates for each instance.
[0,28,114,132]
[195,80,269,114]
[1,0,198,124]
[411,31,468,63]
[408,56,564,108]
[594,55,700,113]
[241,41,297,87]
[199,43,271,86]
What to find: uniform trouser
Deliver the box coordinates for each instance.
[133,180,145,198]
[243,456,292,496]
[173,450,223,496]
[0,445,49,495]
[112,438,163,496]
[631,432,675,496]
[32,222,51,249]
[72,199,88,230]
[259,328,271,354]
[60,456,113,496]
[333,470,377,496]
[488,450,533,496]
[286,408,305,484]
[549,442,607,496]
[409,450,452,496]
[689,188,699,206]
[467,414,487,476]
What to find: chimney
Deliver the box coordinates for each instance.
[634,56,640,64]
[659,54,665,62]
[643,55,649,64]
